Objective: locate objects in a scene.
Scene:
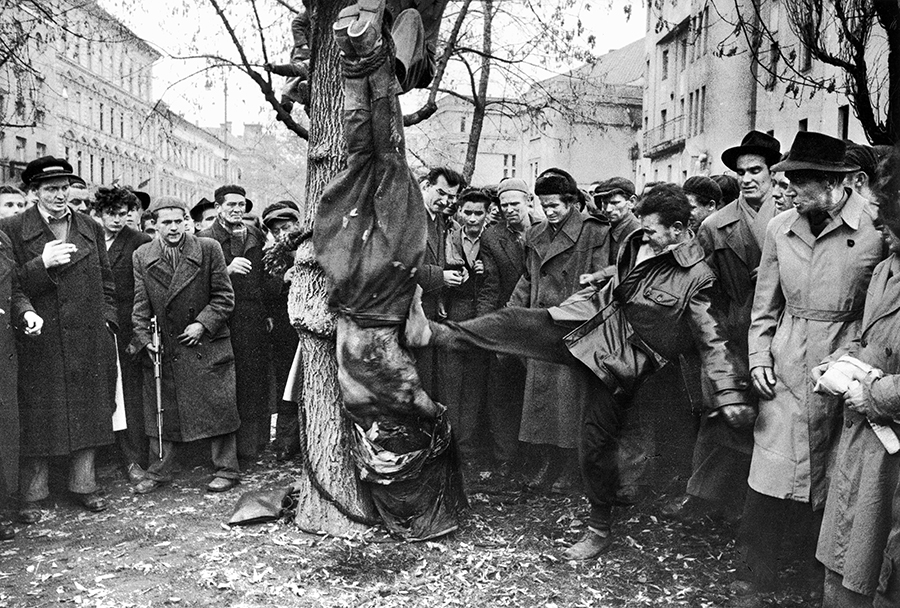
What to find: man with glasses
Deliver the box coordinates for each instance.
[199,185,272,461]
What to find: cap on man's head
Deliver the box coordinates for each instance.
[594,176,636,199]
[149,196,190,215]
[844,142,879,180]
[721,131,782,171]
[131,190,151,210]
[771,132,860,174]
[534,168,579,197]
[683,176,722,206]
[262,206,301,229]
[22,156,75,186]
[497,177,530,196]
[70,175,88,188]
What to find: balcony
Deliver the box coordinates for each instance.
[643,116,686,158]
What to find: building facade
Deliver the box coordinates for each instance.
[0,0,245,204]
[641,0,875,186]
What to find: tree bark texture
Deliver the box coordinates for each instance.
[288,0,377,536]
[461,0,492,183]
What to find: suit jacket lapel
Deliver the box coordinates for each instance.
[165,235,203,306]
[20,206,54,260]
[108,230,127,268]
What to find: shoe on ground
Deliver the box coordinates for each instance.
[563,530,612,561]
[726,580,765,608]
[77,492,108,513]
[134,478,166,495]
[0,524,14,541]
[18,502,45,524]
[126,463,146,484]
[207,477,238,493]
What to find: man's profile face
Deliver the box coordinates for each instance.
[600,193,634,225]
[196,208,217,233]
[499,191,529,225]
[785,170,832,216]
[640,212,682,254]
[686,193,716,231]
[156,208,188,245]
[0,193,26,219]
[538,194,572,225]
[735,154,773,204]
[100,204,130,236]
[216,193,246,226]
[35,177,70,217]
[771,173,794,212]
[422,176,459,214]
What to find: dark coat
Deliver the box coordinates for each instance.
[476,218,529,316]
[817,255,900,597]
[586,211,642,286]
[0,230,33,493]
[199,220,270,424]
[510,210,611,448]
[0,206,117,457]
[108,226,153,341]
[130,234,240,442]
[417,212,447,319]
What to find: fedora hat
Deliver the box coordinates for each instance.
[771,132,860,173]
[721,131,782,171]
[190,197,215,222]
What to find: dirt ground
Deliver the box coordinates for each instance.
[0,417,823,607]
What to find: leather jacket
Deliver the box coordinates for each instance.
[552,231,749,408]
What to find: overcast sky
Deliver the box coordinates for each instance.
[105,0,646,136]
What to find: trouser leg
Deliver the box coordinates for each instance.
[274,401,300,454]
[615,399,653,490]
[486,354,525,463]
[432,308,578,366]
[145,439,178,483]
[210,433,241,480]
[19,457,50,503]
[580,383,630,535]
[736,488,788,590]
[68,449,97,495]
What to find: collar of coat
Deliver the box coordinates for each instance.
[782,188,874,243]
[144,232,203,267]
[20,204,94,244]
[622,228,706,270]
[530,209,607,245]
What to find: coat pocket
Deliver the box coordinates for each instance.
[644,286,679,307]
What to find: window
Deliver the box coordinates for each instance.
[688,92,694,135]
[838,105,850,140]
[460,114,466,133]
[680,38,688,71]
[89,154,94,182]
[99,103,105,130]
[15,137,26,162]
[110,107,114,134]
[661,49,669,80]
[120,113,124,137]
[661,109,667,127]
[64,146,70,160]
[75,92,82,122]
[76,151,83,176]
[767,42,780,88]
[798,118,808,132]
[36,142,46,157]
[702,7,710,54]
[699,86,707,133]
[503,154,517,178]
[100,157,105,183]
[799,43,812,72]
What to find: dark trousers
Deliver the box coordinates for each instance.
[433,308,629,532]
[736,488,824,591]
[145,433,240,482]
[485,354,525,464]
[117,350,147,468]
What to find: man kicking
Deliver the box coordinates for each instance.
[406,183,752,559]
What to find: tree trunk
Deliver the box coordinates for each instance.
[289,0,376,535]
[875,0,900,144]
[461,0,493,182]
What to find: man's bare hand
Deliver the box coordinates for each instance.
[473,260,484,275]
[751,366,777,400]
[227,257,252,275]
[177,322,205,346]
[443,269,467,287]
[42,240,77,268]
[719,404,757,429]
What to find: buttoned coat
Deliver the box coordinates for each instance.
[417,212,447,319]
[476,218,529,315]
[130,234,240,442]
[0,230,33,493]
[817,254,900,597]
[198,220,270,433]
[509,210,611,448]
[0,206,117,457]
[748,190,884,510]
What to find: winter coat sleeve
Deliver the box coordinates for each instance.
[748,221,784,370]
[867,374,900,421]
[508,267,531,308]
[128,250,152,355]
[195,241,235,336]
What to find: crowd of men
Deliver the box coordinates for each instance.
[1,126,899,607]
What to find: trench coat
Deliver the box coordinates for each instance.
[687,196,775,502]
[817,254,900,596]
[0,207,117,457]
[509,210,610,448]
[198,221,270,437]
[747,190,884,510]
[0,230,33,493]
[129,234,240,442]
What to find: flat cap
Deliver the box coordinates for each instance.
[683,176,722,206]
[594,176,636,199]
[149,196,190,214]
[497,177,530,196]
[22,156,75,186]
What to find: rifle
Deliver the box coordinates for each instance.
[149,316,164,459]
